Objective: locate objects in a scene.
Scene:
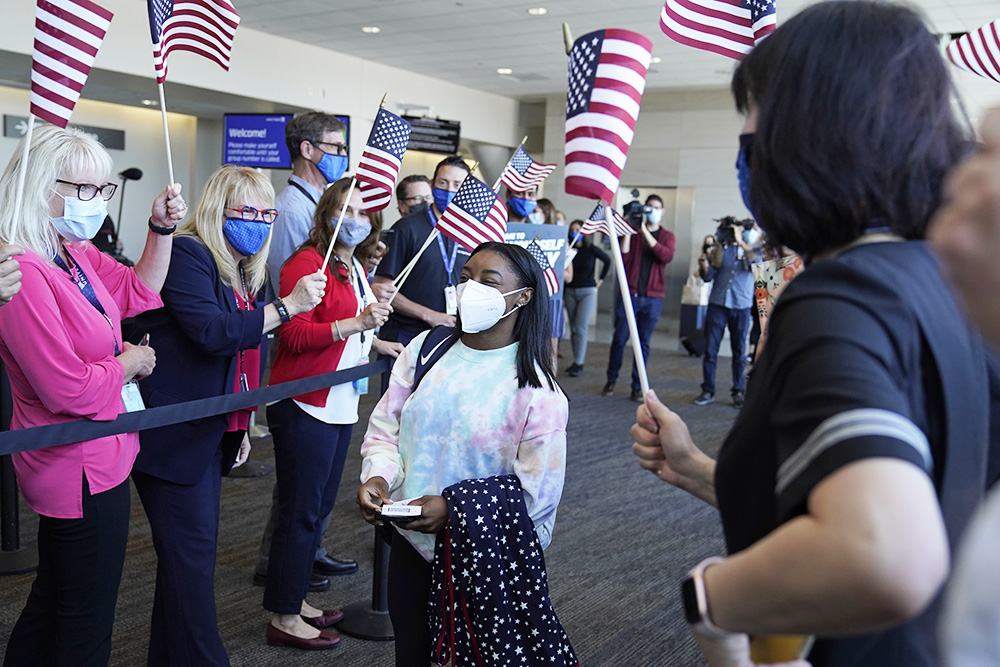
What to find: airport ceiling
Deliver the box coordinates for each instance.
[237,0,999,98]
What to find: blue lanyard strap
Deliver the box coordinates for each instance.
[52,250,120,355]
[352,260,369,344]
[431,218,459,285]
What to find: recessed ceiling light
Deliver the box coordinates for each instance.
[496,67,514,75]
[527,7,548,15]
[361,25,381,33]
[141,99,158,106]
[651,56,662,64]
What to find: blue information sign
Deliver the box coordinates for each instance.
[223,114,293,168]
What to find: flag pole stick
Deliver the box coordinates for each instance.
[605,201,650,397]
[562,23,574,55]
[10,115,36,236]
[379,92,387,109]
[491,135,529,193]
[388,228,439,304]
[157,82,175,185]
[319,176,358,275]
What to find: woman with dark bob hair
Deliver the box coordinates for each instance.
[358,242,571,666]
[633,2,997,666]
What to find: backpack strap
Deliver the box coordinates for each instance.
[412,326,461,392]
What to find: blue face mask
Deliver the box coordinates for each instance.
[736,133,756,219]
[51,194,108,242]
[432,187,456,213]
[223,218,270,257]
[508,196,537,219]
[337,217,372,248]
[316,151,348,184]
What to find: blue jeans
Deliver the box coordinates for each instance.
[606,293,663,392]
[564,286,598,366]
[701,304,752,395]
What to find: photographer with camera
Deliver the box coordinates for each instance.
[693,216,759,407]
[602,194,676,402]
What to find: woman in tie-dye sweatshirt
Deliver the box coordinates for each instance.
[358,242,569,667]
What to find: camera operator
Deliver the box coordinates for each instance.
[693,216,760,407]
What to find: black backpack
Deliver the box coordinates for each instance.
[412,326,462,392]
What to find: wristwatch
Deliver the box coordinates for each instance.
[680,556,728,638]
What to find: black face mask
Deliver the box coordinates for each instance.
[408,201,429,215]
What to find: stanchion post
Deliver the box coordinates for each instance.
[334,525,394,640]
[0,362,38,574]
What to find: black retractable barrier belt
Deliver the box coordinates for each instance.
[0,359,389,457]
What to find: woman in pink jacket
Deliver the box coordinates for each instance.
[0,124,185,666]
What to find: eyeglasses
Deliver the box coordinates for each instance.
[311,140,348,156]
[55,179,117,201]
[226,206,279,224]
[403,195,433,204]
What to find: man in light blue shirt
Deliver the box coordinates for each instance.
[694,217,760,407]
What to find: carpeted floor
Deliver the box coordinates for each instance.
[0,333,742,666]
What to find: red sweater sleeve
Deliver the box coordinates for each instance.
[277,248,339,353]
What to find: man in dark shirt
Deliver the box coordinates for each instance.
[395,174,432,220]
[603,195,676,402]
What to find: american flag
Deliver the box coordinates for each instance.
[357,109,412,212]
[582,204,636,237]
[660,0,776,61]
[30,0,113,128]
[500,145,556,193]
[436,176,508,252]
[565,29,652,204]
[946,23,1000,84]
[148,0,240,84]
[526,240,560,296]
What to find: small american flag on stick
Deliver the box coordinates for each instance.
[582,204,636,237]
[565,29,652,204]
[500,146,556,192]
[357,108,411,212]
[527,240,560,296]
[148,0,240,84]
[946,22,1000,84]
[659,0,776,61]
[436,176,508,252]
[30,0,113,128]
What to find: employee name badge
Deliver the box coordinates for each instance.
[240,372,249,393]
[121,381,145,412]
[353,356,370,395]
[444,284,458,316]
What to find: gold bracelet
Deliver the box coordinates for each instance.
[334,320,344,341]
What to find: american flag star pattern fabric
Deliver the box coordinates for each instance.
[581,203,636,237]
[564,29,653,204]
[357,108,412,212]
[30,0,113,128]
[436,176,508,251]
[148,0,240,84]
[946,21,1000,84]
[430,476,579,667]
[500,145,556,193]
[660,0,776,61]
[527,241,560,297]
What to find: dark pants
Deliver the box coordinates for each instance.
[701,304,752,396]
[606,293,663,391]
[4,476,130,667]
[263,399,352,614]
[378,321,422,396]
[387,530,434,667]
[132,435,239,667]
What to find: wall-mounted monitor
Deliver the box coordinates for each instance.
[223,114,351,169]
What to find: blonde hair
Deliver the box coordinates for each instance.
[175,165,275,294]
[0,124,113,256]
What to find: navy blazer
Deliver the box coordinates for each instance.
[129,236,266,485]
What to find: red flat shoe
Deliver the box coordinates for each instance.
[301,609,345,629]
[265,622,340,650]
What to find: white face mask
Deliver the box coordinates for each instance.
[51,193,108,243]
[456,280,527,334]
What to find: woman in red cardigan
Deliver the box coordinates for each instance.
[263,177,402,650]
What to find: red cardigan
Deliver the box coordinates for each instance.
[622,228,676,298]
[269,247,359,406]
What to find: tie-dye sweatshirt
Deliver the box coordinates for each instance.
[361,330,569,562]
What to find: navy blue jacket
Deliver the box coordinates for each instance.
[129,236,267,485]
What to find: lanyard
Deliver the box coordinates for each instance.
[352,259,369,344]
[430,209,459,284]
[287,179,318,204]
[234,263,255,390]
[52,250,120,355]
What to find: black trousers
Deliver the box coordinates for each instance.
[387,530,434,667]
[4,476,130,667]
[263,399,352,614]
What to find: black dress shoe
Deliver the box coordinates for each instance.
[313,555,358,576]
[602,381,615,396]
[254,570,330,592]
[629,388,643,403]
[566,364,583,377]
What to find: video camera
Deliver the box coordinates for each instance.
[714,216,754,246]
[622,189,644,229]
